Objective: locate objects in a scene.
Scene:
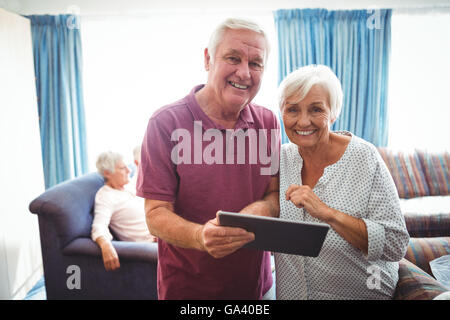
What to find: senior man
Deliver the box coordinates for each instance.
[137,18,280,300]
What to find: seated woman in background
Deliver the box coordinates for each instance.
[275,65,410,300]
[92,151,156,271]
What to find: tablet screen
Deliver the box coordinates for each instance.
[217,211,329,256]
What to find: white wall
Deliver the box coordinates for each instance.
[0,8,44,299]
[388,10,450,150]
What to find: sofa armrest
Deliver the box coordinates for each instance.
[404,237,450,276]
[29,172,105,248]
[62,238,158,263]
[394,258,449,300]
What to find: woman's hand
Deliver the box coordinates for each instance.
[285,184,368,254]
[101,242,120,271]
[96,236,121,271]
[285,184,332,223]
[197,214,255,259]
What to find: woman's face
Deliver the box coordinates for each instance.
[104,159,130,189]
[282,84,334,149]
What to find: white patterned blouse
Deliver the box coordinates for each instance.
[275,131,410,300]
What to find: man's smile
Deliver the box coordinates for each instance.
[228,81,249,90]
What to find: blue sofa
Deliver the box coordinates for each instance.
[29,173,158,300]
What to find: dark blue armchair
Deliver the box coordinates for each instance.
[29,173,158,300]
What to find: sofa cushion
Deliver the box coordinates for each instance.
[394,258,448,300]
[400,196,450,215]
[377,148,429,198]
[404,237,450,276]
[404,212,450,238]
[402,208,450,238]
[416,150,450,196]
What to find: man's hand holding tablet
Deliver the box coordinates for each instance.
[197,214,255,259]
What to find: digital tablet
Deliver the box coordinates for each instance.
[217,211,330,257]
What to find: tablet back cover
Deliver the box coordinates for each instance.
[218,211,329,257]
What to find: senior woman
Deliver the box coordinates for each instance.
[92,151,156,271]
[275,65,409,300]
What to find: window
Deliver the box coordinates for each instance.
[388,9,450,151]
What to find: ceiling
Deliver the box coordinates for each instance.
[3,0,450,15]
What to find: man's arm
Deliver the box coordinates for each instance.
[145,199,255,258]
[239,176,280,218]
[144,199,204,250]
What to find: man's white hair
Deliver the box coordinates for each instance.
[207,18,270,64]
[96,151,123,177]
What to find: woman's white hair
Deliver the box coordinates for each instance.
[207,18,270,64]
[96,151,123,177]
[278,64,344,121]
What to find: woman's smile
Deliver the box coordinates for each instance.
[295,129,317,136]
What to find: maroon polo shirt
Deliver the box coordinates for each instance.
[136,85,280,300]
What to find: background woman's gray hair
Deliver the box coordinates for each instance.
[207,18,270,64]
[278,65,344,121]
[96,151,123,177]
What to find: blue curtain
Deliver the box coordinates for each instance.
[28,15,88,188]
[274,9,392,146]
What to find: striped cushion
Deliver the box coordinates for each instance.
[394,258,448,300]
[416,150,450,196]
[377,148,430,198]
[404,211,450,238]
[404,237,450,276]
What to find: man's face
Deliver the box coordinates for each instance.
[205,28,267,112]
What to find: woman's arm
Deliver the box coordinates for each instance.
[324,208,368,255]
[92,190,120,270]
[285,184,368,254]
[95,236,120,271]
